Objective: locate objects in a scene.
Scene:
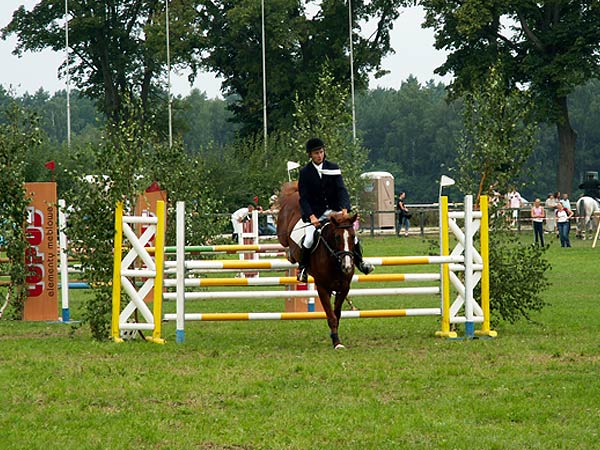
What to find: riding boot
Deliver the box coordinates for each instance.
[354,240,374,275]
[297,246,311,282]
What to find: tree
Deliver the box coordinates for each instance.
[356,79,463,201]
[454,64,538,199]
[420,0,600,193]
[1,0,192,124]
[0,103,43,319]
[64,100,226,339]
[454,63,549,324]
[283,67,369,207]
[194,0,408,135]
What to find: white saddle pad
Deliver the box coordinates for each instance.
[290,219,308,247]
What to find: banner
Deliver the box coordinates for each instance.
[135,184,168,302]
[23,182,58,321]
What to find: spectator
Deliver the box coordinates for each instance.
[544,192,557,234]
[507,187,524,227]
[231,204,254,242]
[530,198,545,247]
[396,192,410,237]
[555,202,574,248]
[263,194,278,235]
[560,193,571,210]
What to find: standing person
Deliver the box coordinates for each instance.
[230,204,254,242]
[555,202,574,247]
[578,173,600,201]
[560,193,571,210]
[530,198,545,246]
[296,137,373,282]
[396,191,410,237]
[507,187,524,227]
[544,193,557,234]
[560,193,572,235]
[263,194,278,235]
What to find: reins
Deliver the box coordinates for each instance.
[316,222,355,264]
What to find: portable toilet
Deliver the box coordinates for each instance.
[360,172,395,228]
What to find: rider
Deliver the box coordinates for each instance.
[296,137,374,282]
[578,172,600,202]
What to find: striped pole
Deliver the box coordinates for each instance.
[164,255,464,271]
[163,273,441,287]
[163,286,439,301]
[147,244,285,254]
[164,308,441,322]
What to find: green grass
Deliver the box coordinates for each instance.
[1,234,600,449]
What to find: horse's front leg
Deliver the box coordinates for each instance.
[316,286,342,348]
[331,287,350,349]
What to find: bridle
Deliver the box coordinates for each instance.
[317,221,355,265]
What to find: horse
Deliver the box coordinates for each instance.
[576,196,600,240]
[276,181,357,349]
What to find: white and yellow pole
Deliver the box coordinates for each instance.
[111,202,124,343]
[476,195,497,337]
[149,200,166,344]
[436,196,456,338]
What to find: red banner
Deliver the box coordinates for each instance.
[23,182,58,321]
[135,185,168,302]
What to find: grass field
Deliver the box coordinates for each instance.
[1,234,599,449]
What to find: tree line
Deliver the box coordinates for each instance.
[3,76,600,206]
[3,2,599,195]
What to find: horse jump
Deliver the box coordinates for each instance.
[111,195,495,345]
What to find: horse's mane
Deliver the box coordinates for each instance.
[279,181,298,198]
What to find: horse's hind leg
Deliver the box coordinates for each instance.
[317,287,342,348]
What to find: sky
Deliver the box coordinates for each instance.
[0,1,451,99]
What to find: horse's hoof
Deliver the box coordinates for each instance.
[334,343,346,350]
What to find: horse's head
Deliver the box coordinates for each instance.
[324,212,358,275]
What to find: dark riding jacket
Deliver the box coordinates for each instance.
[579,179,600,199]
[298,159,351,222]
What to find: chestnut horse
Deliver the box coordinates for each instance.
[277,182,357,349]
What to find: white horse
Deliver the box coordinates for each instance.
[576,196,600,240]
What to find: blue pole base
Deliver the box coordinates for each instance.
[465,321,475,338]
[176,329,185,344]
[308,301,315,312]
[61,308,70,322]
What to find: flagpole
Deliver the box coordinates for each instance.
[65,0,71,149]
[261,0,268,151]
[348,0,356,143]
[165,0,173,148]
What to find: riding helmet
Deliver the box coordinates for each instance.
[306,137,325,153]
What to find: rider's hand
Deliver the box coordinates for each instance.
[310,215,320,227]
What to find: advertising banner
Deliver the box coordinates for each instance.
[135,183,167,302]
[23,182,58,321]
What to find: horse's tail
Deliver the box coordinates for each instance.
[276,181,301,251]
[577,197,586,231]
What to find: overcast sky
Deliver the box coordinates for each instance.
[0,1,450,98]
